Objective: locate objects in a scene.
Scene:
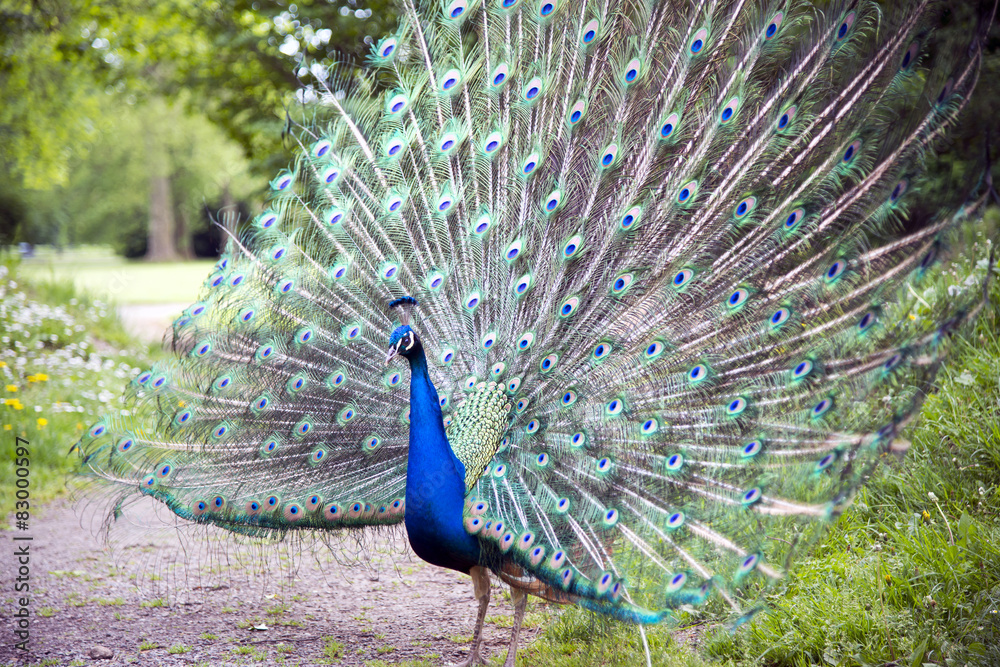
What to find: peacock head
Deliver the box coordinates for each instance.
[386,325,422,364]
[386,296,422,364]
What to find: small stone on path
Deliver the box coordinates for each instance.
[88,645,114,660]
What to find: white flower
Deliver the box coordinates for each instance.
[928,491,938,502]
[955,370,975,386]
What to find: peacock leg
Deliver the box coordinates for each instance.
[452,565,491,667]
[502,586,528,667]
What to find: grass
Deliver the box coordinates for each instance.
[322,637,344,660]
[138,598,168,608]
[18,245,215,305]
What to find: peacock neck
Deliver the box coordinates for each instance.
[402,348,481,573]
[404,351,451,464]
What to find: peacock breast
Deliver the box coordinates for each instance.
[446,381,512,492]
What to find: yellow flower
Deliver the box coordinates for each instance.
[2,424,10,430]
[5,384,17,392]
[12,401,24,411]
[76,422,84,431]
[178,400,186,408]
[26,375,35,382]
[922,510,931,522]
[0,360,6,367]
[37,418,48,428]
[33,373,48,382]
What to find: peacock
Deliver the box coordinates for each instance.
[76,0,998,664]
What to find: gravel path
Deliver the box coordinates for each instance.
[1,496,542,666]
[116,304,189,344]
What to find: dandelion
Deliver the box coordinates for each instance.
[76,422,84,430]
[37,418,48,428]
[2,424,10,430]
[34,373,49,381]
[922,510,931,522]
[5,384,17,392]
[0,361,6,367]
[927,491,938,502]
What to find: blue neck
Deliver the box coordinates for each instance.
[402,349,481,573]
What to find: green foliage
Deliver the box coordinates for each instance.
[0,1,103,189]
[18,96,260,252]
[912,5,1000,223]
[164,0,396,176]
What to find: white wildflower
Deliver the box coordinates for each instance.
[955,370,975,386]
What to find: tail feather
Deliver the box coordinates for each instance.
[75,0,997,623]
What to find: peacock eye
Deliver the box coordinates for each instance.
[690,27,708,55]
[764,12,783,40]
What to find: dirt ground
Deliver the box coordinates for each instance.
[0,497,544,666]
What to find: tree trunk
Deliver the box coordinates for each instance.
[173,194,193,260]
[145,130,180,262]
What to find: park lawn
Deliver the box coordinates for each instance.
[18,246,214,305]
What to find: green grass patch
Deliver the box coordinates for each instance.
[322,636,344,659]
[18,246,214,305]
[139,598,167,608]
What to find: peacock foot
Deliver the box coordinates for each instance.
[448,651,487,667]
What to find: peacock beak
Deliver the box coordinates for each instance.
[385,342,401,365]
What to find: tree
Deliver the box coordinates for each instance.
[21,95,259,256]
